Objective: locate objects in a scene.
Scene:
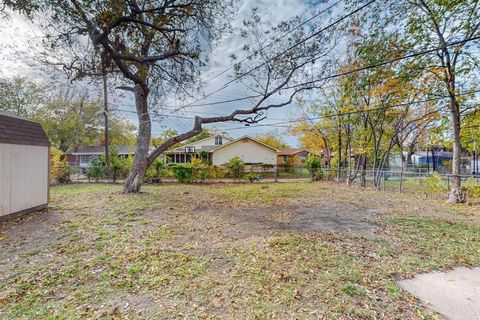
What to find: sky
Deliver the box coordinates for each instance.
[0,0,344,147]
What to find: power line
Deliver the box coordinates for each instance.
[174,0,376,111]
[218,91,480,131]
[170,34,480,112]
[203,0,342,84]
[114,103,286,121]
[285,35,480,90]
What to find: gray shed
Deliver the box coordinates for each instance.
[0,112,50,221]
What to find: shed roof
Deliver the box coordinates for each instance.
[0,112,50,147]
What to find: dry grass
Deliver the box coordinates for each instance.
[0,181,479,319]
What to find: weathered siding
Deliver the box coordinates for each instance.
[0,143,49,219]
[212,138,277,165]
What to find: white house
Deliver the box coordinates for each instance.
[0,112,50,221]
[164,135,279,166]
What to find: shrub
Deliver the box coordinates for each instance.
[227,156,245,179]
[86,156,105,182]
[442,160,452,172]
[422,172,447,193]
[244,171,259,183]
[170,164,194,182]
[465,178,480,200]
[108,146,130,182]
[198,150,209,163]
[305,154,323,181]
[50,147,70,184]
[209,165,227,179]
[146,158,165,181]
[191,157,210,182]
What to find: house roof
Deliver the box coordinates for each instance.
[65,145,135,155]
[278,148,308,156]
[209,136,280,153]
[0,112,50,147]
[167,135,231,153]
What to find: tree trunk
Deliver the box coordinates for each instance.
[337,126,342,180]
[123,85,151,193]
[406,143,415,165]
[448,101,465,203]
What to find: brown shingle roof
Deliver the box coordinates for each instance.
[0,112,50,147]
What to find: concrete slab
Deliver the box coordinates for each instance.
[398,267,480,320]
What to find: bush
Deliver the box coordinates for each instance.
[305,154,323,181]
[466,185,480,199]
[191,157,210,183]
[209,165,227,179]
[50,148,70,184]
[86,156,105,182]
[442,160,452,172]
[227,156,245,179]
[170,164,194,182]
[145,158,165,181]
[108,146,130,182]
[244,171,260,183]
[422,172,447,193]
[198,150,209,163]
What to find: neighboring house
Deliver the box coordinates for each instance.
[65,145,135,168]
[277,148,310,166]
[165,135,232,164]
[0,112,50,221]
[411,151,453,168]
[164,135,279,166]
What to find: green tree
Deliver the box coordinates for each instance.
[256,131,289,150]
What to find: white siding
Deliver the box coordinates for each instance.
[212,138,277,165]
[0,143,48,218]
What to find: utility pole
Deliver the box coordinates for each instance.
[102,52,110,179]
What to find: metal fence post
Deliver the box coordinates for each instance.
[274,165,278,182]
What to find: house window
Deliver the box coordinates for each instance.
[283,155,288,162]
[215,136,223,145]
[80,155,94,164]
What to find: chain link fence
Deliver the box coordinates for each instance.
[57,164,480,201]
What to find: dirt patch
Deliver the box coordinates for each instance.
[287,204,383,235]
[191,202,382,240]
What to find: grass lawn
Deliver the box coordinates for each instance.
[1,182,479,319]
